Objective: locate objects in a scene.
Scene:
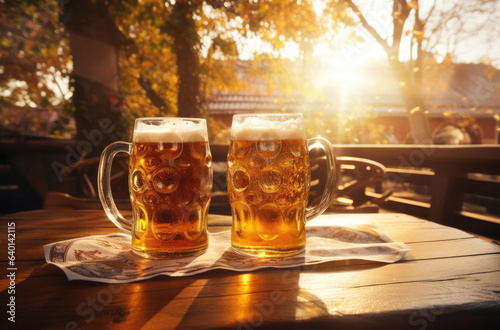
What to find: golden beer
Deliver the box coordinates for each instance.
[98,118,212,259]
[129,140,212,258]
[228,138,310,256]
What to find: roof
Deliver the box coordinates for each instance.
[206,62,500,117]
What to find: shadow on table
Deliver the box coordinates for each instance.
[2,250,391,328]
[0,263,198,328]
[172,249,332,329]
[170,245,396,328]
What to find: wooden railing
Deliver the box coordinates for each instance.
[333,145,500,239]
[3,139,499,239]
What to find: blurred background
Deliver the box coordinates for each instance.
[1,0,499,215]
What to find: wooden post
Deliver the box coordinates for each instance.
[429,165,464,227]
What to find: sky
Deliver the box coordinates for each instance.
[287,0,500,98]
[260,0,500,69]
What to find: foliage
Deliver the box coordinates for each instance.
[2,0,496,143]
[303,106,380,144]
[1,0,338,139]
[0,0,73,136]
[114,0,179,137]
[112,0,341,140]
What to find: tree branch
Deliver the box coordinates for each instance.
[137,77,170,111]
[423,0,437,26]
[207,0,239,15]
[120,29,171,113]
[391,0,411,58]
[342,0,390,54]
[413,1,423,91]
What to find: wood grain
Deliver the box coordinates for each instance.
[1,209,499,329]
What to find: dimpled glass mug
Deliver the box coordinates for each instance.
[227,113,336,257]
[98,118,213,259]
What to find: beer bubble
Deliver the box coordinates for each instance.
[246,193,263,205]
[233,202,252,237]
[200,191,211,204]
[248,157,266,169]
[233,141,252,159]
[281,156,297,168]
[205,154,212,167]
[184,205,202,240]
[256,203,281,241]
[193,165,212,190]
[142,155,161,170]
[174,186,191,207]
[132,204,148,239]
[258,169,282,193]
[157,133,183,159]
[276,193,291,205]
[131,169,145,192]
[288,140,305,157]
[285,205,305,237]
[232,169,250,191]
[152,204,180,241]
[152,168,180,194]
[135,143,149,157]
[228,191,237,203]
[188,133,207,159]
[143,191,160,206]
[174,157,192,175]
[257,132,281,159]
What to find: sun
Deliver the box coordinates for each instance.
[311,39,388,96]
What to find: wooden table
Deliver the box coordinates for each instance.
[1,209,500,329]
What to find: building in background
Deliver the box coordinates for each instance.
[207,61,500,144]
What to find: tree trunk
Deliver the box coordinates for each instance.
[342,0,433,144]
[390,59,433,143]
[62,0,128,157]
[169,1,204,118]
[407,7,432,144]
[390,0,432,144]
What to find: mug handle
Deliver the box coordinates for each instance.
[97,141,132,234]
[305,137,337,221]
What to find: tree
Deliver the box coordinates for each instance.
[2,0,497,147]
[164,0,204,118]
[0,0,72,135]
[112,0,178,122]
[331,0,432,142]
[2,0,327,142]
[334,0,499,143]
[61,0,130,156]
[116,0,327,120]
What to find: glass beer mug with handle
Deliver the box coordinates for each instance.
[227,113,336,257]
[98,118,213,259]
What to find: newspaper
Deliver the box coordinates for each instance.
[43,219,410,283]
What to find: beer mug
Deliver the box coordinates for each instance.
[227,113,336,257]
[98,118,213,259]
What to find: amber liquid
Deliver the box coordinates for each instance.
[227,139,310,256]
[129,140,212,258]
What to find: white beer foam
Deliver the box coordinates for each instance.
[231,116,305,141]
[134,119,207,142]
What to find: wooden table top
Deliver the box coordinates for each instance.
[1,209,500,329]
